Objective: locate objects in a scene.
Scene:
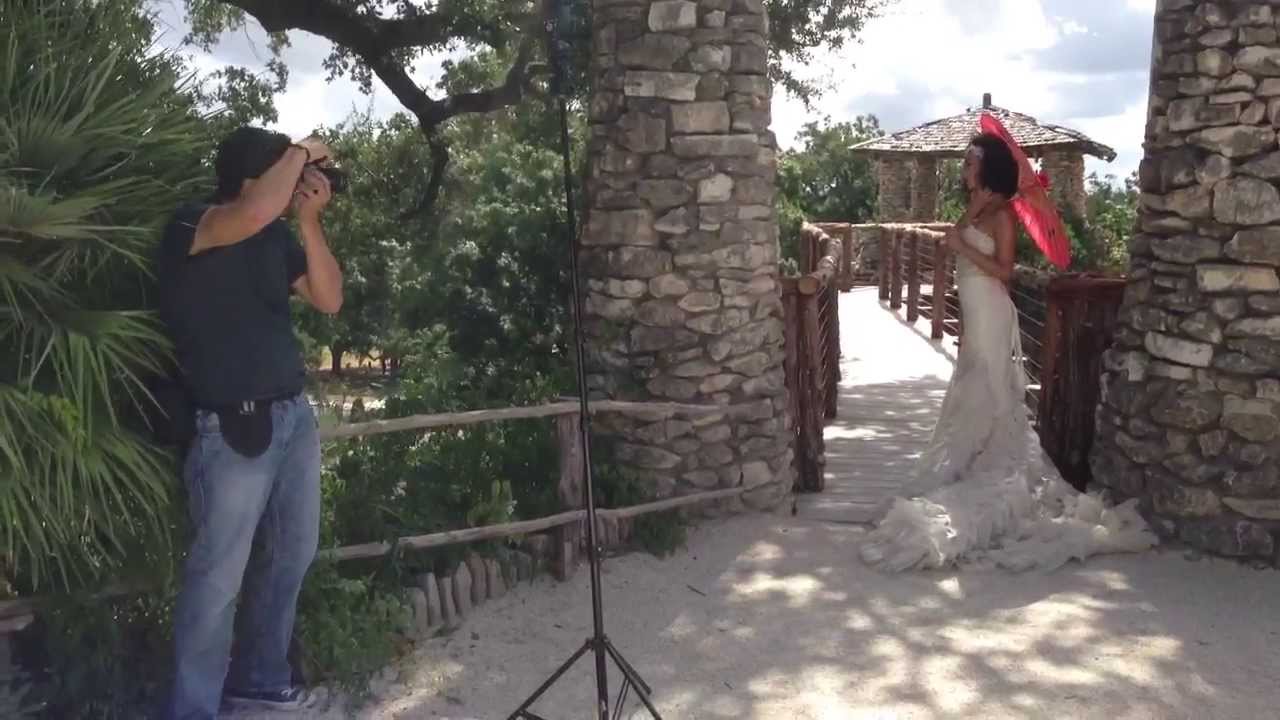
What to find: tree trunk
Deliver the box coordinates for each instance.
[330,345,345,376]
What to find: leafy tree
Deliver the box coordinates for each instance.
[180,0,891,218]
[776,114,882,263]
[295,114,418,374]
[0,0,210,593]
[1079,170,1136,272]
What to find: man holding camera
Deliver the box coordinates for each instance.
[157,126,343,719]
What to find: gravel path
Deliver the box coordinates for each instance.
[252,510,1280,720]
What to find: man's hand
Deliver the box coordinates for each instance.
[296,136,333,165]
[292,166,332,221]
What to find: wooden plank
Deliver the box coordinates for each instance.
[797,287,954,523]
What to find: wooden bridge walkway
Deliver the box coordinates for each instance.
[795,286,957,525]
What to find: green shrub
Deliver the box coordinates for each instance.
[293,562,411,693]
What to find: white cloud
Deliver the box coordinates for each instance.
[772,0,1154,181]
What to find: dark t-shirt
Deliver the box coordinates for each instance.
[156,202,308,408]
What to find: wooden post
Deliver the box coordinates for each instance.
[877,227,891,300]
[800,293,825,492]
[889,230,904,310]
[553,412,583,581]
[906,232,921,322]
[824,285,840,420]
[800,225,813,274]
[931,238,947,339]
[839,225,855,291]
[1038,281,1064,445]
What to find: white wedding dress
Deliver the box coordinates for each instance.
[859,226,1156,573]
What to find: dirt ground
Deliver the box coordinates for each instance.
[255,510,1280,720]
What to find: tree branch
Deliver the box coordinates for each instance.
[400,129,450,222]
[217,0,545,219]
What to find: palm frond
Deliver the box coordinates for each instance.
[0,0,209,594]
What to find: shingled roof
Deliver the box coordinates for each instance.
[850,94,1117,161]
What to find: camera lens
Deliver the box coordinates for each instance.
[316,165,347,194]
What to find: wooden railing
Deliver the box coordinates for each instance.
[876,225,1127,491]
[0,400,764,627]
[782,223,843,492]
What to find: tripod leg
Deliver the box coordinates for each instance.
[604,638,653,695]
[506,639,593,720]
[604,641,663,719]
[612,677,632,720]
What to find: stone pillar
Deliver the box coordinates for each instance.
[876,156,912,221]
[582,0,792,508]
[1091,1,1280,562]
[1040,150,1087,219]
[910,156,939,222]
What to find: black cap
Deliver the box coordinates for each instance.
[213,126,291,201]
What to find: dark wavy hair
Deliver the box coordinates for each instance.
[969,133,1019,198]
[212,126,292,201]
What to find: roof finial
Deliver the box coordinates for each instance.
[983,92,992,109]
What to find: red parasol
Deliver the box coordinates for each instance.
[979,113,1071,269]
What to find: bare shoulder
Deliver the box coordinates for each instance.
[994,203,1017,233]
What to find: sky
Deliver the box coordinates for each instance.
[151,0,1158,183]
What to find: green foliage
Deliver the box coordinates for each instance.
[295,113,423,372]
[0,668,43,718]
[293,562,411,692]
[321,354,567,561]
[777,115,882,263]
[22,588,176,719]
[1078,171,1136,272]
[0,0,210,593]
[767,0,890,103]
[184,0,886,107]
[591,452,687,558]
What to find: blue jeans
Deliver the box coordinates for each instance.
[166,394,320,720]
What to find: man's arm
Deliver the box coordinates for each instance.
[189,138,331,256]
[293,218,343,314]
[291,167,343,314]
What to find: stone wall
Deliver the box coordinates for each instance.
[582,0,792,508]
[876,157,912,221]
[910,157,939,222]
[1040,150,1087,219]
[1091,0,1280,562]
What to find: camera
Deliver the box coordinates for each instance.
[307,161,348,195]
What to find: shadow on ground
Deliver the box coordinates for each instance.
[337,513,1277,720]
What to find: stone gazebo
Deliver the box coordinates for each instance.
[850,94,1118,222]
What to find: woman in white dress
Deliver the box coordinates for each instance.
[859,133,1156,573]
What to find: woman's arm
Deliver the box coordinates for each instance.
[947,206,1016,284]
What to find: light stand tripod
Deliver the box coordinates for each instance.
[507,3,664,720]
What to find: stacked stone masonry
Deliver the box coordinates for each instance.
[1041,150,1088,219]
[1092,0,1280,562]
[910,157,940,222]
[583,0,793,509]
[877,157,913,221]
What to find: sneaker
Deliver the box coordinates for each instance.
[223,686,317,712]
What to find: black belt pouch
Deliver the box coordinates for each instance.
[216,402,274,458]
